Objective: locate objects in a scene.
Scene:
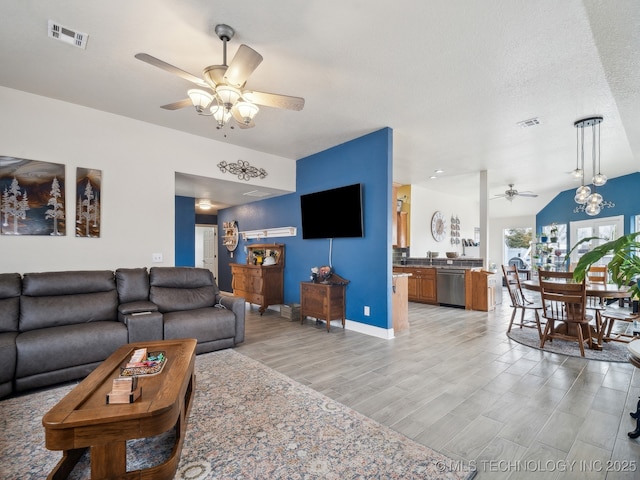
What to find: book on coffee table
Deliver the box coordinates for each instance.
[106,375,142,404]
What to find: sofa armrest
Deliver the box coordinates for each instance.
[120,310,163,343]
[217,294,245,344]
[118,301,159,316]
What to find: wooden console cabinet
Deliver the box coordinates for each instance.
[300,273,349,332]
[231,244,284,314]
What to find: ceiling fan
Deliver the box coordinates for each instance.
[135,24,304,129]
[492,184,539,202]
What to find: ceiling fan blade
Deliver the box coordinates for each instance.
[135,53,209,88]
[223,44,263,88]
[518,193,539,197]
[160,99,193,110]
[242,90,305,111]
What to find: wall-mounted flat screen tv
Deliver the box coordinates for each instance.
[300,183,364,239]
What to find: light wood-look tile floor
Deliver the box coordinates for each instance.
[235,291,640,479]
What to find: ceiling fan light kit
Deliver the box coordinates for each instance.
[572,116,614,216]
[187,89,214,114]
[135,24,304,131]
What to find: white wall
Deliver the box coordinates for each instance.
[0,87,295,273]
[409,184,480,258]
[408,184,537,267]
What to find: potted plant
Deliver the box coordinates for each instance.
[571,232,640,301]
[549,223,559,243]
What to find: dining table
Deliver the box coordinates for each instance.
[522,279,632,349]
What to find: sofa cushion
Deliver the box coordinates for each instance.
[163,307,236,343]
[15,322,128,378]
[22,270,115,296]
[150,267,219,293]
[19,270,118,332]
[116,268,150,304]
[151,286,216,313]
[20,290,118,332]
[150,267,218,313]
[0,273,21,333]
[0,332,18,384]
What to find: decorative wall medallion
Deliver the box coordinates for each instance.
[217,160,267,181]
[431,210,446,242]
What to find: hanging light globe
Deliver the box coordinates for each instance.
[592,173,607,186]
[574,185,591,204]
[585,202,601,216]
[586,192,603,205]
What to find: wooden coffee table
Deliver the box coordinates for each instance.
[42,338,197,480]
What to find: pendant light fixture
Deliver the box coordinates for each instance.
[573,116,614,216]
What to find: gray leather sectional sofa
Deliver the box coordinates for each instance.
[0,267,245,399]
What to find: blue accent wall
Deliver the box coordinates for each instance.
[537,172,640,243]
[175,195,195,266]
[218,128,394,330]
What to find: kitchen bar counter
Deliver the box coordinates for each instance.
[391,273,410,332]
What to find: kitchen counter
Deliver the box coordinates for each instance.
[394,256,483,270]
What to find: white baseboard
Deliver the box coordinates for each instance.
[344,320,395,339]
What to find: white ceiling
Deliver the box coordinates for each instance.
[1,1,638,217]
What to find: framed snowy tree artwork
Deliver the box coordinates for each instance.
[0,156,66,236]
[75,168,101,238]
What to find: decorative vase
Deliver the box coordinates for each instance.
[541,235,548,243]
[550,236,558,243]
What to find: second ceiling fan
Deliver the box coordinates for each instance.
[135,24,304,129]
[492,184,538,202]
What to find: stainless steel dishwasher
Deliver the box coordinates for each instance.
[436,268,466,307]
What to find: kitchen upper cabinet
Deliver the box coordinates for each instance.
[396,212,408,248]
[393,183,410,248]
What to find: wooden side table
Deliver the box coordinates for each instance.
[300,273,349,332]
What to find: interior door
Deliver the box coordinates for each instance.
[195,225,218,281]
[569,215,623,266]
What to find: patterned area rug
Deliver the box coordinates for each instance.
[507,327,631,362]
[0,349,475,479]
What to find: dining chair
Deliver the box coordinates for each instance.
[502,264,544,337]
[587,265,608,284]
[584,265,611,341]
[538,270,593,357]
[601,306,640,343]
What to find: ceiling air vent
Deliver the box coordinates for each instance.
[516,117,541,128]
[243,190,272,198]
[48,20,88,49]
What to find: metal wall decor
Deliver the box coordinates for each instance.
[75,167,102,238]
[217,160,267,181]
[0,156,66,236]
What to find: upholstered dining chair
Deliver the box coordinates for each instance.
[502,264,544,337]
[538,270,593,357]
